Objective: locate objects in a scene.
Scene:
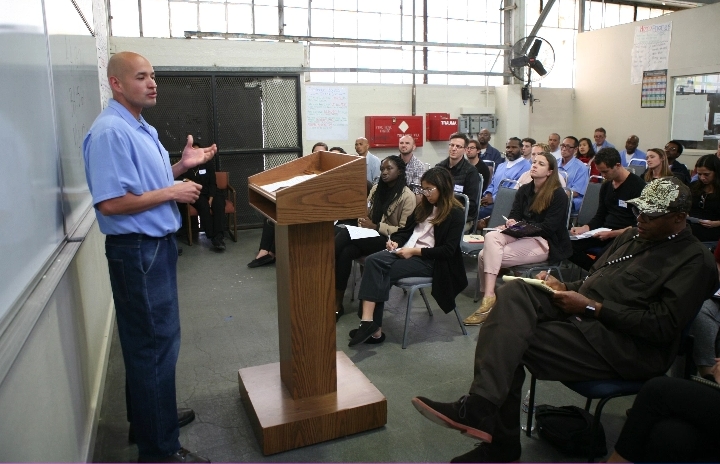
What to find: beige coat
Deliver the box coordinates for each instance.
[367,184,416,238]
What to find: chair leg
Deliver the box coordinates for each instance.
[584,397,592,411]
[350,261,356,302]
[453,307,468,336]
[418,288,433,316]
[587,396,612,462]
[402,286,419,349]
[474,271,481,302]
[526,374,537,437]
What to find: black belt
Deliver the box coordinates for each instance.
[106,233,173,241]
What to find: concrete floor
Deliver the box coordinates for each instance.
[91,228,633,462]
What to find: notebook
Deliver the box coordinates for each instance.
[500,221,543,238]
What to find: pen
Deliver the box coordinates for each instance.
[502,215,509,222]
[544,268,551,282]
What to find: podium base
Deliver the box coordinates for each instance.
[238,351,387,455]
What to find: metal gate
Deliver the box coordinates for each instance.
[143,72,302,228]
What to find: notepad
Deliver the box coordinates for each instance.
[501,275,556,294]
[463,234,485,243]
[570,228,612,240]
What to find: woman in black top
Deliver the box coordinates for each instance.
[464,152,572,326]
[689,154,720,242]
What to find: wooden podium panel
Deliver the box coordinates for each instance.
[239,351,387,455]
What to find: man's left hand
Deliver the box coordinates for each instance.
[552,290,593,314]
[181,135,217,170]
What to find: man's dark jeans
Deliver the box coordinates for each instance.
[106,233,181,458]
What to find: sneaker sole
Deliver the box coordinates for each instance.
[411,398,492,443]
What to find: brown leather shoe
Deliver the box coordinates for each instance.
[463,296,496,326]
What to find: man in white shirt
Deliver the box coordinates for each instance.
[619,135,646,167]
[548,133,562,160]
[355,137,381,183]
[592,127,615,151]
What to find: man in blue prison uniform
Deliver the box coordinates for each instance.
[83,51,216,463]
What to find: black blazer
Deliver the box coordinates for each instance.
[393,206,468,313]
[509,183,572,263]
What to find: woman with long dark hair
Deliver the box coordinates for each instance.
[348,167,468,346]
[689,154,720,242]
[464,152,572,326]
[335,155,415,320]
[577,137,601,179]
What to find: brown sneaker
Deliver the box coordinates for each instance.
[463,296,496,326]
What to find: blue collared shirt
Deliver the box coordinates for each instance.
[558,156,590,212]
[366,152,381,183]
[619,149,647,167]
[592,140,615,152]
[83,99,181,236]
[484,158,531,199]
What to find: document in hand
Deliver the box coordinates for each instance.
[500,221,543,238]
[569,228,612,240]
[501,275,556,294]
[463,234,485,243]
[345,225,381,240]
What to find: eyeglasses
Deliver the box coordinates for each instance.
[420,187,437,196]
[631,206,670,221]
[560,144,576,149]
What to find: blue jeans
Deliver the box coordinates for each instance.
[105,233,181,457]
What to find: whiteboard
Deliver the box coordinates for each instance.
[672,94,707,141]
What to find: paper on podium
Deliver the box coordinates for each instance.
[345,225,381,240]
[260,174,317,192]
[502,275,556,294]
[570,227,611,240]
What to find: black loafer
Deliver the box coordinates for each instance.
[349,329,385,344]
[348,321,379,346]
[247,254,275,268]
[129,408,196,443]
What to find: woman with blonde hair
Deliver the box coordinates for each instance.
[464,152,572,326]
[643,148,672,182]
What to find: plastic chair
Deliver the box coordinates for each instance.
[576,181,603,228]
[185,171,237,246]
[392,194,470,348]
[626,165,644,176]
[525,332,697,462]
[628,158,648,169]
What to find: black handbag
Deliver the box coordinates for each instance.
[534,404,608,457]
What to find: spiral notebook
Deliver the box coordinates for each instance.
[691,375,720,391]
[501,221,543,238]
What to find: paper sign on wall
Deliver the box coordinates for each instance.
[306,86,348,141]
[631,22,672,85]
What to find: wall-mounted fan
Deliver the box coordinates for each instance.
[509,36,555,107]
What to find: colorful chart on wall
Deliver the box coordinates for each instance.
[641,70,667,108]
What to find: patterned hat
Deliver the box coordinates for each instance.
[627,177,691,217]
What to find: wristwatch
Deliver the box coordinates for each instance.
[584,304,596,319]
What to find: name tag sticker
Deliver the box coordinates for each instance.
[454,184,464,193]
[618,200,627,208]
[199,169,207,175]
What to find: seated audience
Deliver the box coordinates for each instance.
[592,127,614,151]
[436,132,480,230]
[619,135,646,167]
[520,137,536,162]
[607,370,720,463]
[477,128,503,165]
[515,143,565,188]
[179,142,227,251]
[689,154,720,242]
[335,155,416,322]
[464,152,572,326]
[689,239,720,379]
[398,135,428,195]
[576,137,601,179]
[665,140,692,185]
[329,146,346,153]
[465,138,491,192]
[348,167,467,346]
[548,133,562,160]
[410,177,717,463]
[477,137,531,219]
[247,141,329,268]
[641,147,671,182]
[569,148,645,270]
[558,136,590,212]
[355,137,381,182]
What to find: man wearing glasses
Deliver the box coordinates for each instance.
[436,132,480,230]
[665,140,692,185]
[411,177,717,463]
[465,138,491,192]
[559,136,590,212]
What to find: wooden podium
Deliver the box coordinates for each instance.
[241,151,387,455]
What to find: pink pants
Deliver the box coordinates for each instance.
[477,231,550,292]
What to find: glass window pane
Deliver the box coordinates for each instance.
[447,18,466,43]
[619,4,634,25]
[603,3,620,28]
[142,0,170,37]
[358,72,381,83]
[310,71,334,82]
[284,0,308,7]
[228,4,252,33]
[558,0,577,29]
[335,71,358,83]
[335,45,357,67]
[170,2,197,38]
[447,2,467,19]
[426,17,447,43]
[334,0,357,11]
[426,0,447,18]
[199,3,226,32]
[284,6,308,36]
[254,0,277,5]
[542,0,560,28]
[636,7,650,21]
[526,0,541,28]
[357,12,381,40]
[401,14,413,41]
[311,8,333,36]
[334,10,357,39]
[428,74,448,85]
[111,0,140,36]
[380,13,401,41]
[255,5,278,35]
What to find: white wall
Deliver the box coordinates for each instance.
[575,3,720,166]
[0,222,114,461]
[529,87,576,143]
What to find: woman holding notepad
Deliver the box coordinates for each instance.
[464,152,572,326]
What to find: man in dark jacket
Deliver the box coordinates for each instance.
[411,177,718,463]
[436,132,480,229]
